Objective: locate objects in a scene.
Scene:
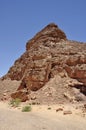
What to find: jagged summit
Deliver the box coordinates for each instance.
[26,23,67,50]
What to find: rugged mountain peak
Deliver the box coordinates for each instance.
[1,23,86,102]
[26,23,67,50]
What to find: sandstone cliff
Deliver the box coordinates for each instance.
[1,23,86,102]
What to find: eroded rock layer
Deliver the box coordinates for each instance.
[2,23,86,101]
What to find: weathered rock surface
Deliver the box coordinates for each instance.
[11,91,28,102]
[29,75,86,104]
[0,79,21,100]
[1,23,86,102]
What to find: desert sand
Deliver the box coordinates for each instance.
[0,101,86,130]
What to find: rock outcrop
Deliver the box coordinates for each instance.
[2,23,86,102]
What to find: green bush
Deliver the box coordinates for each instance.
[47,107,51,110]
[22,105,32,112]
[10,98,21,107]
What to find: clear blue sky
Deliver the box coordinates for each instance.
[0,0,86,77]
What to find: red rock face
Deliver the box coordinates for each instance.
[65,55,86,84]
[11,91,28,102]
[2,23,86,96]
[26,23,67,50]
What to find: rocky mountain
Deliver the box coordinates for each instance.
[1,23,86,103]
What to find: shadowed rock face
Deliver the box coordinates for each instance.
[71,84,86,96]
[2,23,86,96]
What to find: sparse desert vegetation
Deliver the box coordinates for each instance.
[9,98,21,107]
[22,105,32,112]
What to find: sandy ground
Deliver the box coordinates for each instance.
[0,101,86,130]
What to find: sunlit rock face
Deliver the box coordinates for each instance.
[2,23,86,98]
